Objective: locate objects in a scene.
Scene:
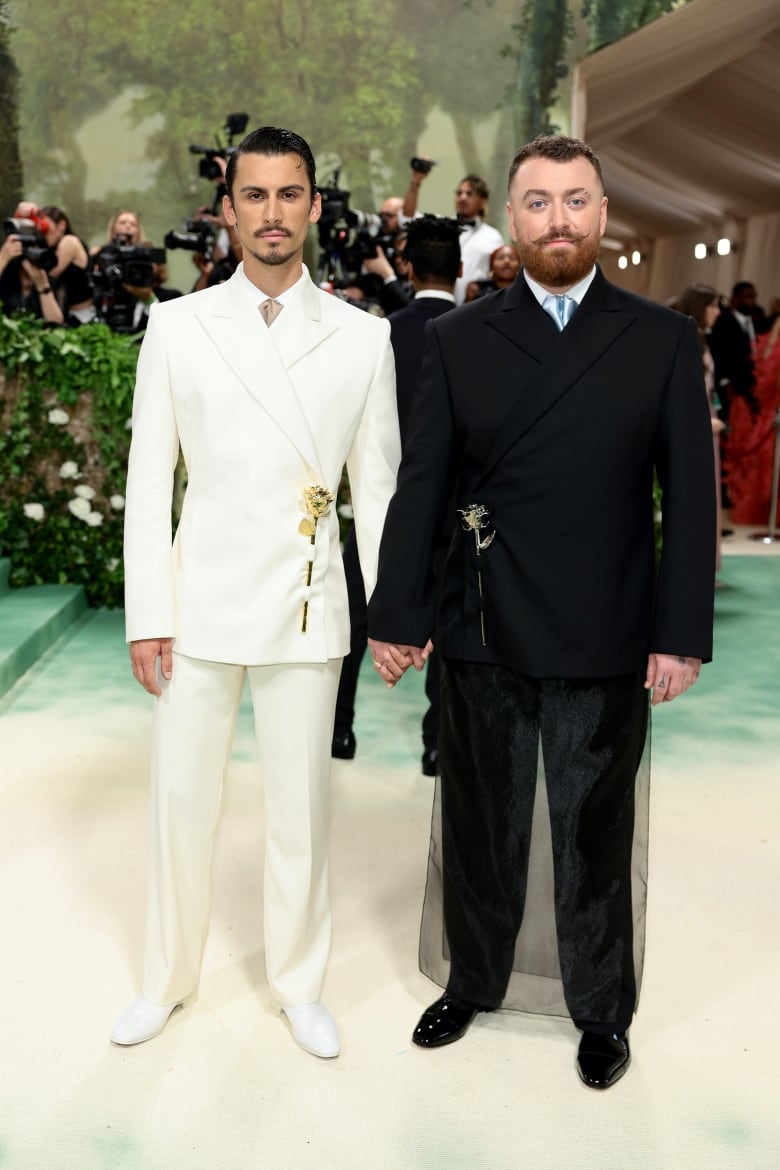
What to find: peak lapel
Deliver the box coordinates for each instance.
[271,270,339,371]
[196,272,324,479]
[476,270,638,488]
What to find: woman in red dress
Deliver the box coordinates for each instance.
[724,315,780,526]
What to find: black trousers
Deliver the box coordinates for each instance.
[440,659,648,1034]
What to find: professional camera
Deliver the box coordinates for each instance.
[189,112,249,182]
[164,217,217,262]
[3,215,58,271]
[92,242,166,291]
[91,242,167,332]
[316,172,396,281]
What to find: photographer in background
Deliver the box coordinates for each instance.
[0,202,64,324]
[40,205,95,323]
[91,208,180,332]
[104,209,147,247]
[403,161,503,304]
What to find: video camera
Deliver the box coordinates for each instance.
[3,214,58,271]
[410,156,437,175]
[91,242,167,292]
[189,112,249,185]
[316,171,397,279]
[164,217,217,262]
[90,242,167,333]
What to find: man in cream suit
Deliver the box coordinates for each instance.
[111,127,400,1058]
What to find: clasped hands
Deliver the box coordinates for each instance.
[368,638,432,687]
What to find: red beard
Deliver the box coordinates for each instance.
[516,230,601,288]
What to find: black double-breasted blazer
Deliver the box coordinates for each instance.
[368,268,716,678]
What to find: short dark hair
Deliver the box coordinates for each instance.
[507,134,605,194]
[41,205,71,232]
[459,173,489,201]
[404,215,461,285]
[225,126,317,201]
[732,280,755,298]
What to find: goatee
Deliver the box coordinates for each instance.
[516,230,600,288]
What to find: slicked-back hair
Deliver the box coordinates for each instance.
[508,134,605,194]
[225,126,317,202]
[404,215,462,285]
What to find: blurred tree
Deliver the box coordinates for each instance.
[8,0,691,248]
[0,0,23,217]
[10,0,424,239]
[502,0,572,146]
[582,0,684,52]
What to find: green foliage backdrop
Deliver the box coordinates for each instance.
[0,317,138,606]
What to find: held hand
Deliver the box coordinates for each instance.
[368,637,429,688]
[645,653,702,706]
[129,638,174,696]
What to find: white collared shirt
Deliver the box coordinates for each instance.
[523,266,597,309]
[236,261,306,310]
[414,290,456,304]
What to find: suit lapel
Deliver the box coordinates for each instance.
[476,269,637,487]
[195,269,329,479]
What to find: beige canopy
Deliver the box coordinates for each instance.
[572,0,780,305]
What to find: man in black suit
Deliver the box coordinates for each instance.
[709,280,760,424]
[367,135,715,1090]
[333,217,461,774]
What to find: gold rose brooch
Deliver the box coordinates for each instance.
[299,485,334,632]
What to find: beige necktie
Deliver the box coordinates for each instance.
[260,298,283,326]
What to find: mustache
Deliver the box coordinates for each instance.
[254,224,292,238]
[534,229,586,245]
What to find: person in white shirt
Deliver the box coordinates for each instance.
[402,165,503,304]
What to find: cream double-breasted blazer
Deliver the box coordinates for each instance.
[124,265,401,665]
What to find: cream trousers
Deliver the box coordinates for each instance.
[141,652,341,1008]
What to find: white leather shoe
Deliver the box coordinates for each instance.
[282,1002,340,1059]
[110,994,189,1046]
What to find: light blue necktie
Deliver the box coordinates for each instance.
[542,293,577,330]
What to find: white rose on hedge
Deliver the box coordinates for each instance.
[23,503,45,521]
[85,511,103,527]
[74,484,96,500]
[59,461,80,479]
[109,494,125,510]
[48,408,70,425]
[68,497,92,519]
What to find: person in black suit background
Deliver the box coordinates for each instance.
[708,281,760,425]
[332,217,461,775]
[367,135,715,1090]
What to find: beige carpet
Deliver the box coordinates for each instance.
[0,539,778,1170]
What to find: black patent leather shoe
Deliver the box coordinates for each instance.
[576,1030,630,1089]
[412,993,484,1048]
[421,748,438,776]
[331,731,356,760]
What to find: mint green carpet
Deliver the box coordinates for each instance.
[0,554,777,1170]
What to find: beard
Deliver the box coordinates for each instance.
[516,228,601,288]
[248,226,299,268]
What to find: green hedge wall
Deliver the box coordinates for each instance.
[0,314,139,607]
